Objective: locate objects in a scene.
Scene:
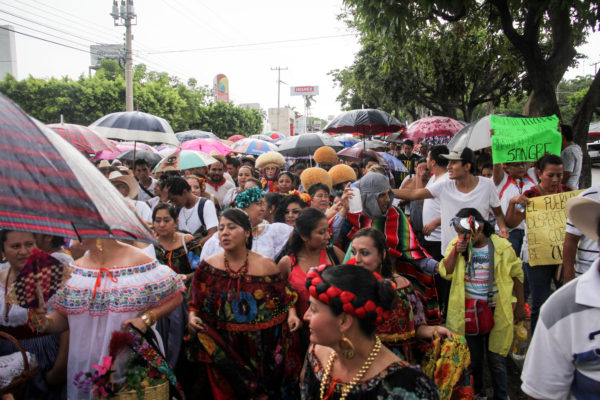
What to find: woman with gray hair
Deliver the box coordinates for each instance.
[331,172,441,324]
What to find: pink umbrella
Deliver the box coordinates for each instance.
[403,116,464,142]
[181,138,233,156]
[94,142,158,160]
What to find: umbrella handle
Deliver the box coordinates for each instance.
[35,276,45,308]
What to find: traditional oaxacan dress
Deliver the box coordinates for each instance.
[155,237,202,275]
[300,346,439,400]
[336,206,441,324]
[53,260,185,400]
[186,260,302,399]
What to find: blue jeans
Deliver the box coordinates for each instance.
[465,334,508,399]
[508,229,529,300]
[524,262,557,333]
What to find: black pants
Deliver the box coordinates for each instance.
[422,239,450,320]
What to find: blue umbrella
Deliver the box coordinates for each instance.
[231,138,278,155]
[377,152,409,172]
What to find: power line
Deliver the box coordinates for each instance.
[0,17,92,49]
[149,34,354,54]
[0,25,101,56]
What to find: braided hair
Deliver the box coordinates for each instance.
[306,264,397,335]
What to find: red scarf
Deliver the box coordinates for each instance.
[206,178,227,191]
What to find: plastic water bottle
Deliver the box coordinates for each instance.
[511,321,528,362]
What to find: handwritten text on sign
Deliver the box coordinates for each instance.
[526,190,583,266]
[490,115,561,164]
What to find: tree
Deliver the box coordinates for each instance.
[343,0,600,185]
[332,9,523,122]
[0,61,262,137]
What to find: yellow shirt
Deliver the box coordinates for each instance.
[439,234,524,356]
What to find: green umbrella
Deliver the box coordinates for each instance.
[153,149,218,173]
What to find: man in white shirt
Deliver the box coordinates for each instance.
[394,147,509,254]
[109,170,153,223]
[134,159,158,202]
[522,196,600,399]
[204,159,235,209]
[165,176,217,246]
[560,124,582,189]
[563,186,600,283]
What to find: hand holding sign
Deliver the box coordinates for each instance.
[490,115,561,164]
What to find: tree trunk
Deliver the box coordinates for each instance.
[572,69,600,188]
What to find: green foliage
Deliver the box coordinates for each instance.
[332,8,523,122]
[0,62,263,137]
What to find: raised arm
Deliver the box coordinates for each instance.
[392,188,433,201]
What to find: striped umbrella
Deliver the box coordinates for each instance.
[0,94,154,243]
[47,123,118,155]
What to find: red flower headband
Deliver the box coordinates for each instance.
[305,264,395,326]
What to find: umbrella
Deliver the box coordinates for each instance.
[231,138,278,155]
[153,149,219,173]
[277,133,343,157]
[249,134,275,142]
[377,152,409,173]
[337,147,388,166]
[176,130,218,142]
[383,131,405,143]
[228,134,246,142]
[324,109,405,135]
[447,114,524,151]
[181,138,233,156]
[94,141,158,160]
[116,149,162,167]
[403,116,464,142]
[269,132,285,140]
[0,93,154,242]
[47,123,118,154]
[90,111,178,145]
[353,140,388,151]
[157,145,178,158]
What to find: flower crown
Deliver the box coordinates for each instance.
[288,190,311,206]
[235,186,265,208]
[305,264,394,326]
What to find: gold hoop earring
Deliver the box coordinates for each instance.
[339,335,355,359]
[96,238,103,252]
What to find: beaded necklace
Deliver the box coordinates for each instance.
[224,251,249,300]
[319,336,382,400]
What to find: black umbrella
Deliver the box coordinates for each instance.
[383,131,405,143]
[90,111,178,145]
[277,133,343,157]
[323,109,405,136]
[117,149,162,167]
[176,130,218,142]
[0,93,154,242]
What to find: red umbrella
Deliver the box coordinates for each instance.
[403,116,464,142]
[269,132,285,140]
[228,134,246,142]
[0,93,154,242]
[47,123,118,154]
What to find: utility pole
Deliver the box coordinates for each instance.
[592,61,599,75]
[111,0,137,112]
[271,66,287,131]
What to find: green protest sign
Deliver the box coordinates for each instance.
[490,115,561,164]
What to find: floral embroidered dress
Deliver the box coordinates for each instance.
[155,237,202,274]
[187,261,302,399]
[300,346,439,400]
[53,261,185,400]
[377,281,427,364]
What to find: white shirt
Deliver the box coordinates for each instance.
[137,177,157,201]
[428,176,501,252]
[177,197,218,235]
[423,172,449,242]
[521,260,600,399]
[204,179,235,208]
[134,200,153,223]
[561,144,583,190]
[495,172,535,231]
[565,186,600,275]
[200,222,293,261]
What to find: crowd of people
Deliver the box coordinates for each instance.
[1,121,598,400]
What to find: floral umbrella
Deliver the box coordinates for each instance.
[403,116,464,142]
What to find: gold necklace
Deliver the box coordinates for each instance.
[319,336,382,400]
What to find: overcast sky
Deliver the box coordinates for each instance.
[2,0,599,123]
